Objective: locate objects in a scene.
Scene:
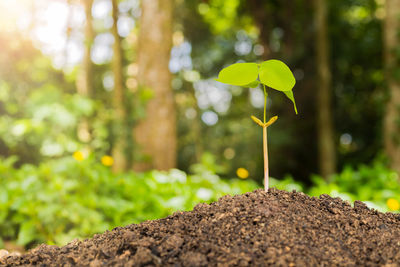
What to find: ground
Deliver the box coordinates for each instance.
[1,188,400,266]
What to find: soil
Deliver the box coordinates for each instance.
[1,188,400,266]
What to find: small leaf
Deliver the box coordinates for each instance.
[265,116,278,127]
[215,63,259,86]
[282,90,298,114]
[251,115,264,127]
[259,60,296,91]
[17,221,37,246]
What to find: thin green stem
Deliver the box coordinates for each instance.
[263,126,268,191]
[263,84,267,123]
[263,84,269,191]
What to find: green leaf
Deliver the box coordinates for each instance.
[259,60,296,91]
[215,63,258,86]
[282,90,298,114]
[17,221,37,246]
[244,80,260,88]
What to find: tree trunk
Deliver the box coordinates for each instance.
[111,0,127,171]
[315,0,336,179]
[76,0,94,143]
[64,0,73,67]
[384,0,400,174]
[133,0,176,171]
[247,0,271,59]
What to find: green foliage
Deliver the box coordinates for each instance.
[0,35,111,163]
[0,155,257,248]
[196,0,253,35]
[216,60,297,114]
[308,160,400,212]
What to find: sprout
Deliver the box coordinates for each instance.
[216,59,297,191]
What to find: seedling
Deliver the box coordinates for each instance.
[216,60,297,191]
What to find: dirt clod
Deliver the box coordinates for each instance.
[1,188,400,266]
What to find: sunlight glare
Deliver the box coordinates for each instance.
[0,0,31,32]
[0,0,86,69]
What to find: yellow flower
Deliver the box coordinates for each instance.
[73,151,85,161]
[387,198,400,211]
[101,155,114,167]
[236,167,249,179]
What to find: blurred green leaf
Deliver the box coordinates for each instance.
[307,159,400,212]
[17,221,37,246]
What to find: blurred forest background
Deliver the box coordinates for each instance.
[1,0,400,250]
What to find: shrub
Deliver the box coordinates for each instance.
[308,159,400,212]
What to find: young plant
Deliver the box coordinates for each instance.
[216,60,297,191]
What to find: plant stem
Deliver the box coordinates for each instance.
[263,126,268,191]
[263,85,267,123]
[263,84,269,191]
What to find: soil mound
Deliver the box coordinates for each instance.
[2,188,400,266]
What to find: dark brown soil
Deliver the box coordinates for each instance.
[2,188,400,266]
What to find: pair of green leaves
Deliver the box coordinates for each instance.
[215,60,298,114]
